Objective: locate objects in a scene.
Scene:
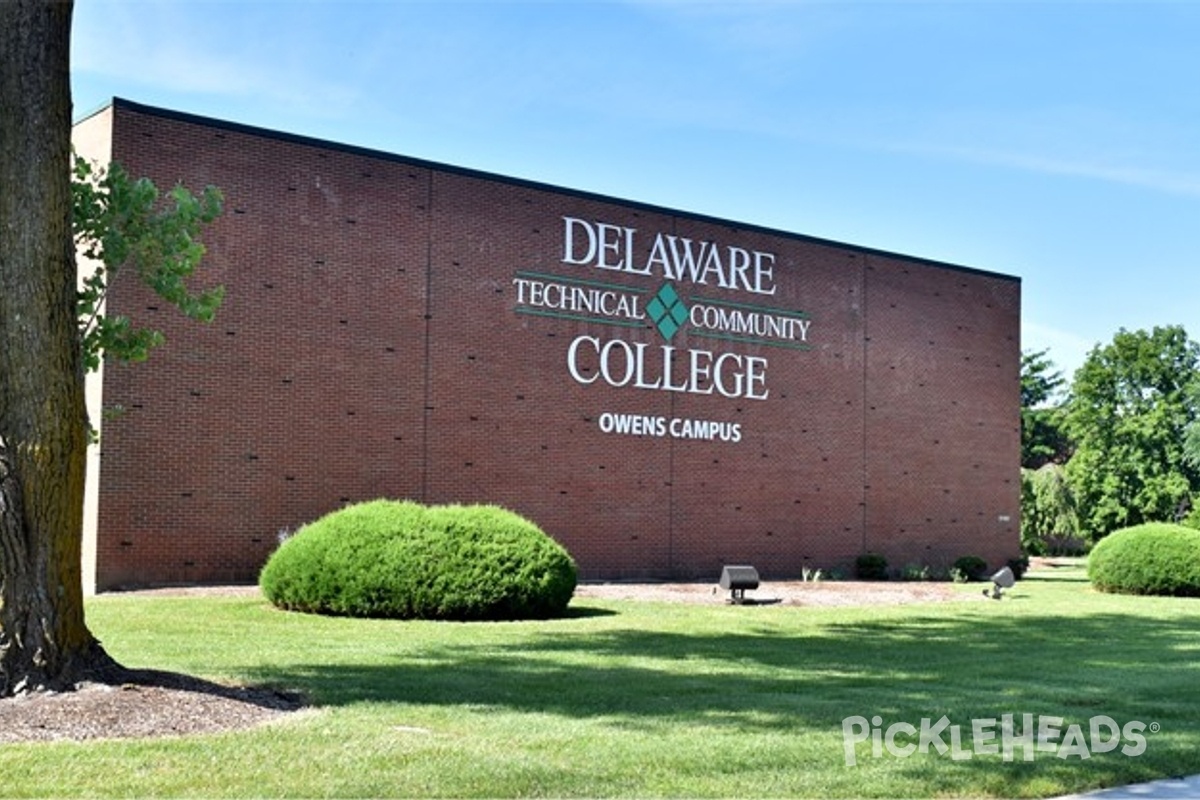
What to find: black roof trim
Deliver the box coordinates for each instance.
[100,97,1018,283]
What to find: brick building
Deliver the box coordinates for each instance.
[73,99,1021,593]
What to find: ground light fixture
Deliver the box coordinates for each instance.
[984,566,1015,599]
[719,565,760,604]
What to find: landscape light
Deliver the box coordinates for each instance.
[984,566,1015,600]
[719,565,760,604]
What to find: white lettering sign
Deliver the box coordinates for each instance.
[562,216,777,296]
[508,217,815,443]
[566,335,769,400]
[597,412,743,443]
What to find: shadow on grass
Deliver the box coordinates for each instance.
[246,608,1200,714]
[558,605,619,619]
[85,664,306,712]
[1024,571,1091,583]
[240,585,1200,795]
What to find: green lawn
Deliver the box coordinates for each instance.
[2,562,1199,798]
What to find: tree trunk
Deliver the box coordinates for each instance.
[0,0,118,695]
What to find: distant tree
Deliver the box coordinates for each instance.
[1020,464,1082,555]
[1186,381,1200,475]
[1065,326,1200,541]
[1020,349,1071,468]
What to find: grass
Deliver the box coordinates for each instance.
[2,562,1199,797]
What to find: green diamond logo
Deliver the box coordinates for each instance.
[646,282,689,341]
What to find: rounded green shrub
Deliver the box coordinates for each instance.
[950,555,988,583]
[1088,523,1200,597]
[1007,555,1030,580]
[855,553,888,581]
[259,500,577,620]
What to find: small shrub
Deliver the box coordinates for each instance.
[1041,534,1088,556]
[1088,523,1200,597]
[855,553,888,581]
[897,563,931,582]
[259,500,577,620]
[1007,555,1030,580]
[950,555,988,583]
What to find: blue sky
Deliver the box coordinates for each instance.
[72,1,1200,386]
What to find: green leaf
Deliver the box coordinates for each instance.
[73,152,224,371]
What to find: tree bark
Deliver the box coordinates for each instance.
[0,0,118,695]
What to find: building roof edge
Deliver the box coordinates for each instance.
[101,97,1020,284]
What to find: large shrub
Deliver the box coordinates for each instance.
[1088,523,1200,597]
[259,500,577,620]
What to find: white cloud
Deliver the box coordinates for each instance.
[72,2,360,117]
[868,101,1200,199]
[899,141,1200,199]
[1022,320,1098,382]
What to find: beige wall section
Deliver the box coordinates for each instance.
[71,104,114,596]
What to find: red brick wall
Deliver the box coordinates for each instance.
[82,100,1020,589]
